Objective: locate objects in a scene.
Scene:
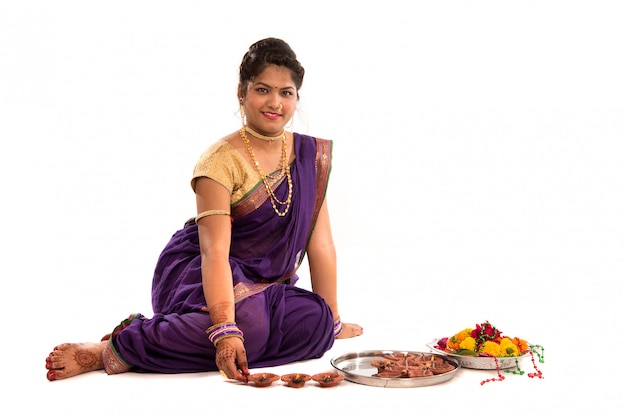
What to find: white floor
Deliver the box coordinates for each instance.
[7,242,616,417]
[2,1,625,416]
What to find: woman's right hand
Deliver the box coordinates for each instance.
[215,336,249,383]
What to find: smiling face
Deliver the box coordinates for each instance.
[240,64,298,136]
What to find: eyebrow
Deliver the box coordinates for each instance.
[253,81,296,91]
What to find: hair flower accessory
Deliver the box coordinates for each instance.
[433,321,544,385]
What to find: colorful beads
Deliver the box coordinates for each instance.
[527,346,544,379]
[480,357,505,385]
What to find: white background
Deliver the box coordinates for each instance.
[1,1,624,416]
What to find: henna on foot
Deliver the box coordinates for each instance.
[45,341,107,381]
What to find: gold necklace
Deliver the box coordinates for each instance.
[244,125,285,142]
[239,127,293,217]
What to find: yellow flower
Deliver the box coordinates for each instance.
[447,328,473,351]
[499,338,520,357]
[480,341,502,357]
[459,337,477,352]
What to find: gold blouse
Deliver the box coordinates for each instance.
[190,141,261,204]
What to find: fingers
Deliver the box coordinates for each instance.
[215,337,249,383]
[236,348,250,377]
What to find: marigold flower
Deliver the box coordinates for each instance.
[511,337,529,353]
[441,322,535,360]
[459,337,477,352]
[499,338,519,357]
[447,328,473,351]
[480,341,501,357]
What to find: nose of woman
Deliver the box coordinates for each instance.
[267,92,283,112]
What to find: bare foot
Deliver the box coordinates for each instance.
[336,322,364,339]
[46,342,107,381]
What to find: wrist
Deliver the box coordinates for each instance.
[206,321,244,346]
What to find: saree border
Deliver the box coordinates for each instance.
[231,136,332,304]
[231,174,285,219]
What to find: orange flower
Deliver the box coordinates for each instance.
[447,328,472,351]
[511,337,528,353]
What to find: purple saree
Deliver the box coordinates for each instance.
[102,134,335,374]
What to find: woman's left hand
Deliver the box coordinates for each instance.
[336,322,363,339]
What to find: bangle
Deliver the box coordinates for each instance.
[206,322,244,346]
[333,318,343,338]
[195,209,231,223]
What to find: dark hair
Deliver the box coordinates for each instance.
[238,38,305,99]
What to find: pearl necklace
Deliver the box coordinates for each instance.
[244,125,285,142]
[239,127,293,217]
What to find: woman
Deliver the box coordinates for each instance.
[45,38,363,383]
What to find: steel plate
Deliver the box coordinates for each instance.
[330,350,459,388]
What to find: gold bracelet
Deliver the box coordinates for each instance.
[195,209,231,223]
[205,321,236,334]
[213,334,245,346]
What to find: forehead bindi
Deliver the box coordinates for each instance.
[253,66,296,91]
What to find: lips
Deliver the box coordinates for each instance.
[263,112,281,120]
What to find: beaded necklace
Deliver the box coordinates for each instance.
[239,126,293,217]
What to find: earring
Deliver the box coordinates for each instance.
[239,99,246,127]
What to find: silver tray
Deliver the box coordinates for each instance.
[426,339,529,370]
[330,350,459,388]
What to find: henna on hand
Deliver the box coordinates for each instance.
[215,337,249,383]
[208,302,235,324]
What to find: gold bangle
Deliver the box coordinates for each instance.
[213,334,244,346]
[205,321,236,334]
[195,209,231,223]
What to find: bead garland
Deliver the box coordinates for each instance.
[502,358,524,375]
[480,344,545,385]
[240,126,293,217]
[480,356,506,385]
[473,320,500,352]
[527,345,545,379]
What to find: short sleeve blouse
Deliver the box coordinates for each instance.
[190,141,259,204]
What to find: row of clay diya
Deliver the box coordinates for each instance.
[247,372,344,388]
[371,352,456,378]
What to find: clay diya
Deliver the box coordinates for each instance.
[383,352,417,363]
[371,359,395,373]
[430,362,456,375]
[376,368,433,378]
[408,354,443,367]
[281,373,311,388]
[311,372,344,388]
[247,373,280,387]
